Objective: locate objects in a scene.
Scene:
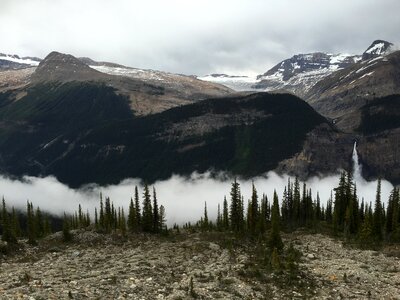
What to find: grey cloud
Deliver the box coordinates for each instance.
[0,0,399,75]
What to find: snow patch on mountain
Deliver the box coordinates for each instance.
[197,74,258,91]
[253,52,361,96]
[91,65,166,81]
[0,53,40,66]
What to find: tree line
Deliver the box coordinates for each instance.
[1,172,398,252]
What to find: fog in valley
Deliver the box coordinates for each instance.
[0,170,393,226]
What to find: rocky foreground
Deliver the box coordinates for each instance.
[0,231,400,299]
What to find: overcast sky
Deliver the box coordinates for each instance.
[1,0,399,76]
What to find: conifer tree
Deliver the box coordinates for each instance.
[373,179,383,242]
[142,183,153,232]
[35,207,44,238]
[120,207,127,235]
[257,195,267,234]
[248,182,259,235]
[359,203,374,247]
[78,204,83,228]
[99,193,105,231]
[293,177,301,227]
[216,204,222,230]
[134,186,141,230]
[128,198,136,232]
[11,207,22,238]
[94,207,99,230]
[203,202,209,230]
[222,196,229,229]
[391,188,400,241]
[153,187,159,233]
[315,193,322,221]
[325,191,333,223]
[26,201,36,244]
[105,196,112,231]
[62,213,72,242]
[281,187,289,225]
[268,190,283,252]
[229,178,241,232]
[1,198,16,244]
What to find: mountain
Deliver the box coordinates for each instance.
[0,53,41,70]
[32,51,106,83]
[1,47,399,186]
[0,53,41,92]
[0,89,336,187]
[0,51,233,115]
[254,52,361,97]
[201,40,393,97]
[362,40,393,60]
[306,48,400,132]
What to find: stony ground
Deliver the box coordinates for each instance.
[289,232,400,299]
[0,231,399,299]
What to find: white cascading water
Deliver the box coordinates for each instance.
[352,141,363,182]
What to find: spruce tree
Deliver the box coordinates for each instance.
[1,198,16,244]
[229,178,241,232]
[35,207,44,238]
[293,177,301,228]
[359,203,374,247]
[134,186,141,230]
[222,196,229,229]
[94,207,99,230]
[142,183,153,232]
[216,204,222,230]
[373,179,383,242]
[11,207,22,238]
[62,213,72,242]
[26,201,36,244]
[203,202,209,230]
[120,208,127,235]
[153,187,159,233]
[128,198,136,232]
[249,182,259,235]
[268,190,283,252]
[99,193,105,231]
[257,195,267,234]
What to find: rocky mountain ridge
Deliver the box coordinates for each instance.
[0,51,233,115]
[306,48,400,132]
[199,40,395,98]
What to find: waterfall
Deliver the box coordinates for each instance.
[352,141,362,181]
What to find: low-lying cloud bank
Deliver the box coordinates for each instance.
[0,171,393,226]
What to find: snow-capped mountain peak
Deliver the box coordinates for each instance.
[362,40,393,60]
[253,52,361,96]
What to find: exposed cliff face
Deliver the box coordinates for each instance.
[277,95,400,185]
[275,124,354,179]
